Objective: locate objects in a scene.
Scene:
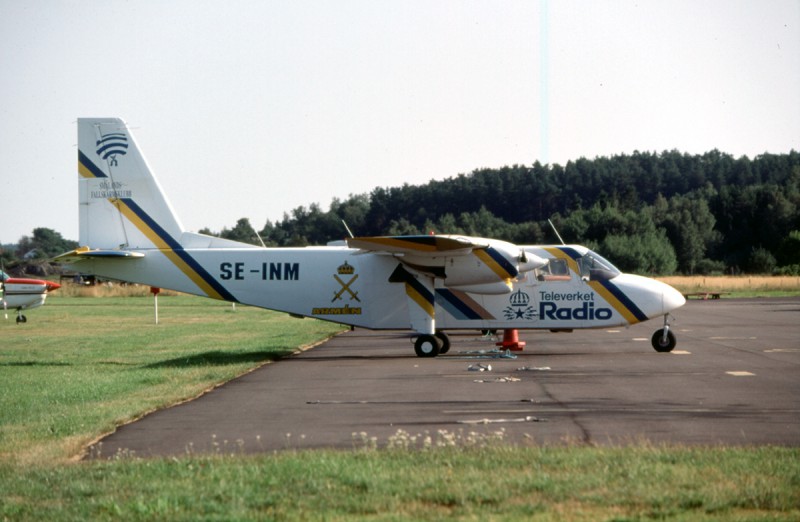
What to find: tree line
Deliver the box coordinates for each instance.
[212,149,800,275]
[4,149,799,276]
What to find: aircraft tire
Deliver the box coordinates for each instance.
[651,329,676,352]
[16,314,27,324]
[414,335,440,358]
[435,332,451,354]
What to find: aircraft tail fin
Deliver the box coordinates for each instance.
[78,118,185,250]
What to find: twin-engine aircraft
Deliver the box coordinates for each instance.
[1,270,61,323]
[57,118,686,356]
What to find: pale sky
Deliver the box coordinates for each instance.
[1,0,798,244]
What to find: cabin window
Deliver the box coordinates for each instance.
[537,259,571,282]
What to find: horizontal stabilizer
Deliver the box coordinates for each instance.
[54,247,145,263]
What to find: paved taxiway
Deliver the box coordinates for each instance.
[86,298,799,458]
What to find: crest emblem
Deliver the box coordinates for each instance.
[312,261,363,316]
[332,261,360,302]
[503,289,537,320]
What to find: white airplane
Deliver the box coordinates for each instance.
[1,270,61,323]
[57,118,686,356]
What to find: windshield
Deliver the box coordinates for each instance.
[579,251,621,281]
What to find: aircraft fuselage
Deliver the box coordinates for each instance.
[79,244,683,332]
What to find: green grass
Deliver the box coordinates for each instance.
[0,295,344,464]
[2,446,798,520]
[1,294,799,520]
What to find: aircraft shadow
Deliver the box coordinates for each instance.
[289,355,415,362]
[0,361,72,367]
[143,349,295,369]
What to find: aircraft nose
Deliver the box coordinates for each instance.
[662,284,685,313]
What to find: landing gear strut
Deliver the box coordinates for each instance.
[651,314,676,352]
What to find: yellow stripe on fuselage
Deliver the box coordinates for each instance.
[110,198,225,300]
[543,247,642,325]
[586,280,641,324]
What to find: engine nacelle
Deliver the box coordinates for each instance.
[443,243,547,288]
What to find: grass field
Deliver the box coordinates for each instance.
[0,294,345,464]
[1,290,798,520]
[3,445,798,520]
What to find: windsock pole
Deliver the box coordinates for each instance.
[151,287,160,324]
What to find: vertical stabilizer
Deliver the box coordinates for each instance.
[78,118,184,249]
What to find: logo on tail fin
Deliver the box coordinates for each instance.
[96,133,128,166]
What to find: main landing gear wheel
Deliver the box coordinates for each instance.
[652,328,676,352]
[435,332,451,354]
[16,314,27,324]
[414,334,441,358]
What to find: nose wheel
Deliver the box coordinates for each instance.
[652,314,676,352]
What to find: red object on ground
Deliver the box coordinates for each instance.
[496,329,526,351]
[5,278,60,292]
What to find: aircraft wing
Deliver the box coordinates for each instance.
[347,234,547,297]
[53,247,145,264]
[346,235,486,256]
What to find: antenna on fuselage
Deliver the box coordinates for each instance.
[250,223,267,248]
[548,218,566,246]
[342,220,355,239]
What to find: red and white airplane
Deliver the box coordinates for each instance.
[1,270,60,323]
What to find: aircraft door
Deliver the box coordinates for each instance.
[532,257,588,329]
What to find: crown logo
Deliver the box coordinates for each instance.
[337,261,355,275]
[509,289,530,307]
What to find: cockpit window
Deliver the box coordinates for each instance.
[579,251,621,281]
